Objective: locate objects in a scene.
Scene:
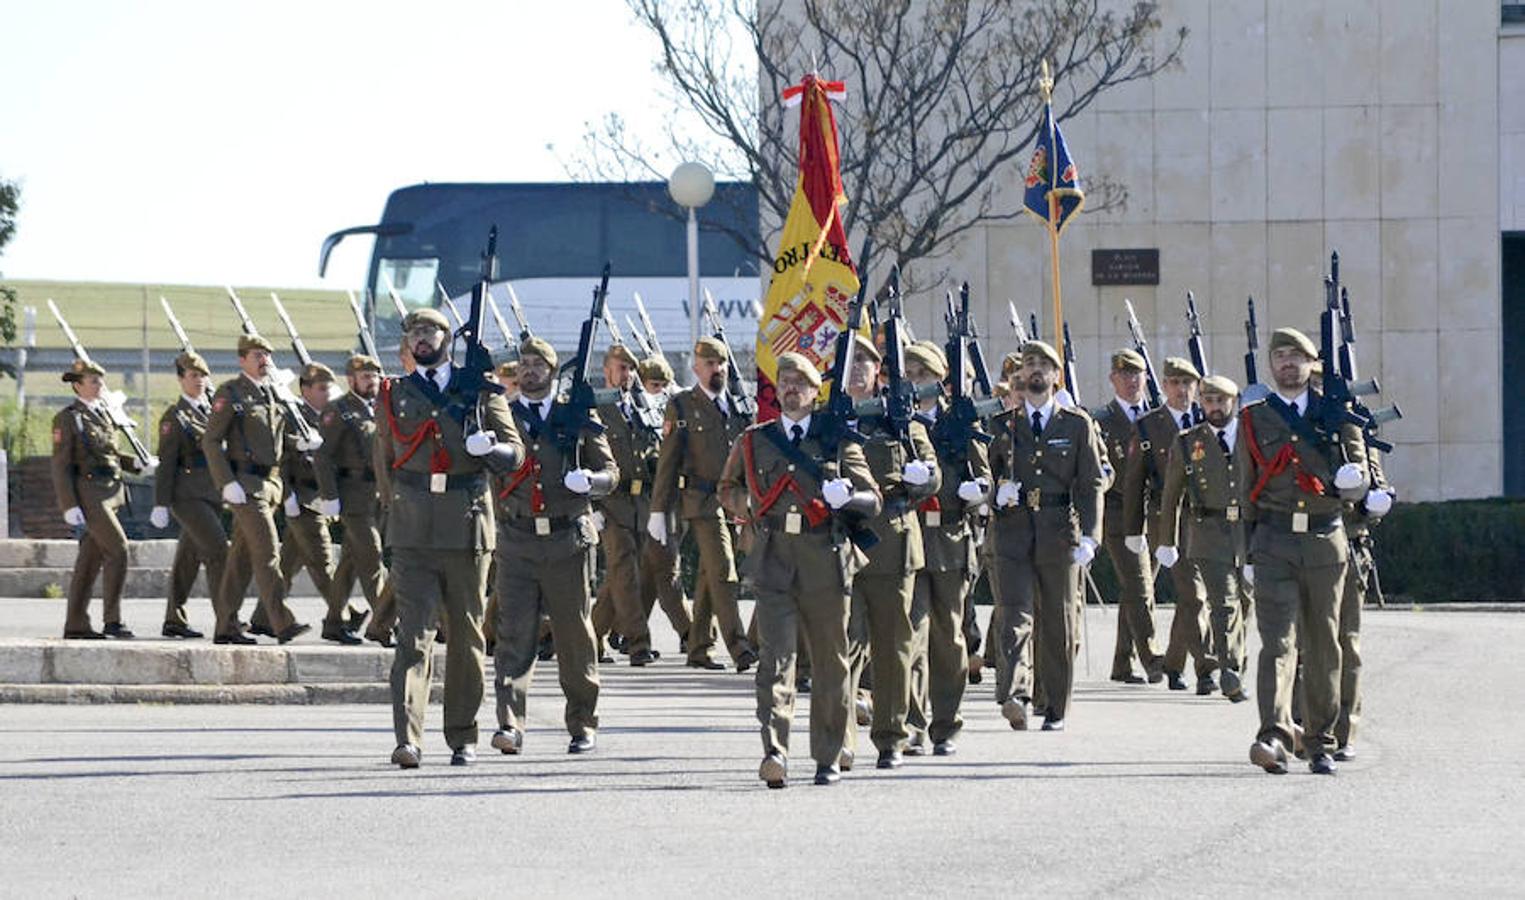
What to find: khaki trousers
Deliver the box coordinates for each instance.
[1253,530,1346,757]
[217,498,297,638]
[907,568,970,744]
[164,498,227,627]
[65,500,129,632]
[389,547,488,750]
[685,514,753,664]
[846,571,915,754]
[1102,530,1163,677]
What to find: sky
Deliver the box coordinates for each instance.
[0,0,721,289]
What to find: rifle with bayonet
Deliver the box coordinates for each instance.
[602,309,665,434]
[934,282,1001,474]
[701,288,757,420]
[1184,291,1208,422]
[346,290,383,370]
[483,289,518,360]
[1028,312,1040,345]
[1061,320,1082,407]
[1242,296,1269,404]
[268,292,315,369]
[1007,301,1029,346]
[545,264,621,462]
[1314,251,1395,453]
[223,287,319,445]
[1123,298,1164,409]
[47,299,155,469]
[160,296,196,355]
[506,283,534,341]
[633,292,665,359]
[382,281,408,321]
[437,281,466,329]
[448,227,507,430]
[624,314,656,358]
[963,289,996,399]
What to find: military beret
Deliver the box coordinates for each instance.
[62,358,106,383]
[1201,374,1240,398]
[694,335,729,362]
[238,333,275,355]
[638,355,674,384]
[299,362,336,385]
[345,354,382,376]
[520,336,558,368]
[604,342,639,367]
[403,308,451,333]
[175,351,210,376]
[495,359,520,380]
[1269,327,1318,359]
[850,331,881,365]
[904,341,948,379]
[1110,348,1146,372]
[1162,356,1202,380]
[1000,351,1025,378]
[1022,340,1063,369]
[775,351,823,389]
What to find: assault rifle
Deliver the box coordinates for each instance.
[506,283,534,340]
[1184,291,1207,422]
[1314,252,1396,453]
[484,289,517,359]
[1061,320,1082,407]
[633,292,665,359]
[223,287,318,444]
[345,290,382,367]
[1242,296,1269,404]
[447,226,507,435]
[935,282,1000,474]
[268,292,314,369]
[545,264,620,461]
[160,296,196,355]
[702,288,757,420]
[877,266,918,450]
[436,280,466,329]
[47,299,154,468]
[1123,298,1164,409]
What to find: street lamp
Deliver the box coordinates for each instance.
[668,161,715,359]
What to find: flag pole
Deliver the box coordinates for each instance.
[1040,60,1064,373]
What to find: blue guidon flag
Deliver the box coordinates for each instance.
[1021,102,1085,234]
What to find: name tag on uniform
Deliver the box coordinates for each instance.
[785,512,802,534]
[535,517,552,536]
[630,478,643,496]
[430,472,447,493]
[924,510,941,528]
[1226,505,1240,522]
[1292,512,1308,533]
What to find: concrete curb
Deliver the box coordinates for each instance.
[0,682,443,704]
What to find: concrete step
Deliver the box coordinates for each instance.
[0,682,440,704]
[0,539,180,568]
[0,567,323,599]
[0,638,443,686]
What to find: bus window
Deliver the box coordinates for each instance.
[377,258,439,316]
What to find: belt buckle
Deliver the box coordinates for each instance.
[630,478,643,496]
[1291,511,1308,533]
[1025,488,1041,511]
[677,475,687,489]
[924,509,941,528]
[785,512,802,534]
[429,472,447,494]
[1226,505,1240,523]
[535,517,552,536]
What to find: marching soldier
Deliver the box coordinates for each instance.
[151,351,222,639]
[203,335,311,645]
[317,354,395,646]
[906,342,989,756]
[840,333,940,771]
[491,337,616,756]
[51,359,145,639]
[1240,328,1368,776]
[650,337,758,673]
[633,355,699,649]
[1122,356,1215,693]
[987,341,1106,732]
[380,308,522,768]
[1091,349,1165,683]
[1156,375,1251,702]
[1331,449,1394,760]
[718,352,880,788]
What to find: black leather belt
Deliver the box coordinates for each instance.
[77,465,120,480]
[339,467,376,483]
[757,516,833,536]
[393,468,488,494]
[1191,506,1242,521]
[504,514,578,534]
[678,474,716,494]
[1260,510,1341,534]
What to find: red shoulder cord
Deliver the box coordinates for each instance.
[496,454,544,513]
[1240,407,1325,502]
[380,378,450,474]
[742,431,830,527]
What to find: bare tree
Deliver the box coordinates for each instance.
[573,0,1185,281]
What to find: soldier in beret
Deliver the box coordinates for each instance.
[152,351,222,639]
[51,359,148,639]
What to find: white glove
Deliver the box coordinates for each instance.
[1242,564,1255,587]
[1072,536,1097,566]
[319,498,341,517]
[563,469,593,494]
[1155,545,1180,569]
[283,494,301,518]
[822,477,853,509]
[902,459,933,486]
[63,506,86,527]
[590,510,605,531]
[1125,534,1147,555]
[994,480,1022,509]
[465,431,496,456]
[222,482,247,506]
[1365,489,1393,517]
[1334,463,1364,491]
[956,478,987,503]
[646,512,668,545]
[295,433,324,452]
[150,506,171,529]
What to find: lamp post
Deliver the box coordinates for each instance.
[667,161,715,363]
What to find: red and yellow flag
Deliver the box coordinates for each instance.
[755,74,860,421]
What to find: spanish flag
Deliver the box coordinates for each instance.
[755,74,861,421]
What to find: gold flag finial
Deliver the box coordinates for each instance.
[1039,58,1054,103]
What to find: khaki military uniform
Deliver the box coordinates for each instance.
[846,417,939,757]
[378,368,521,752]
[908,402,990,746]
[252,401,341,630]
[1093,399,1164,679]
[595,392,692,657]
[1123,405,1214,682]
[203,374,302,638]
[1332,449,1389,750]
[156,396,226,630]
[652,385,755,666]
[987,401,1106,722]
[50,400,136,634]
[1237,391,1367,758]
[316,390,394,638]
[719,415,879,769]
[1159,419,1251,698]
[493,397,616,741]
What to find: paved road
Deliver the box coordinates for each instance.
[2,601,1522,895]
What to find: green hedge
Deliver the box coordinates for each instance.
[1370,500,1525,603]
